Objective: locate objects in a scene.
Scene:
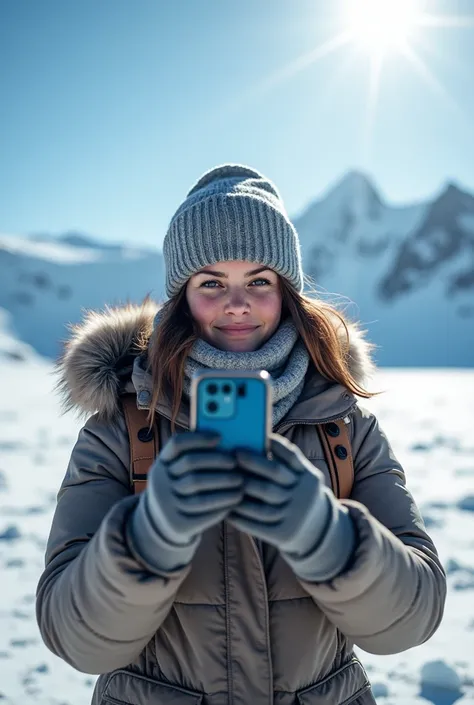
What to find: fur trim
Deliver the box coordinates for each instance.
[55,300,376,420]
[55,299,158,421]
[342,319,377,391]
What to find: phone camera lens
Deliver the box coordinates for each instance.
[222,384,231,394]
[207,401,218,413]
[207,383,218,395]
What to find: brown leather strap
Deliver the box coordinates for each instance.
[121,394,159,494]
[317,419,354,499]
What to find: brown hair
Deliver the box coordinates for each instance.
[143,278,378,430]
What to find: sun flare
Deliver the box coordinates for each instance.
[345,0,424,57]
[222,0,471,147]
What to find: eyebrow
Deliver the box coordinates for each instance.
[194,266,272,278]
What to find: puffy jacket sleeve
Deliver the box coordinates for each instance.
[35,412,191,675]
[297,405,447,655]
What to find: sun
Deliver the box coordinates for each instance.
[344,0,424,57]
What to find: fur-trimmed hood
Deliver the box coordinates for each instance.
[56,301,376,422]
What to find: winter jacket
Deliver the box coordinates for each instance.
[36,302,447,705]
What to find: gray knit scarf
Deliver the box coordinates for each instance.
[186,321,309,425]
[151,311,310,426]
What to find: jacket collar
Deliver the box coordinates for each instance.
[56,301,375,425]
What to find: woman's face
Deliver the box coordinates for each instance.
[186,260,283,352]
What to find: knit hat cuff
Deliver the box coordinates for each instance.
[164,192,303,296]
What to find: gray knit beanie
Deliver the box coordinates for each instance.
[162,164,304,297]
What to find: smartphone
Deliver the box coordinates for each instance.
[190,370,272,454]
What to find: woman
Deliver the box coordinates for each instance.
[37,165,446,705]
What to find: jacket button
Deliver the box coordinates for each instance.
[325,422,340,437]
[138,427,154,443]
[138,389,151,405]
[335,445,348,460]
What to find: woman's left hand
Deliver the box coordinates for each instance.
[228,434,356,582]
[228,434,329,556]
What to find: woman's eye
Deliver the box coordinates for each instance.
[199,278,272,289]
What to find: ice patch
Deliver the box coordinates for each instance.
[457,496,474,513]
[420,661,464,705]
[0,526,21,542]
[445,559,474,576]
[372,682,390,697]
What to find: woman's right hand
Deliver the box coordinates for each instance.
[129,431,244,572]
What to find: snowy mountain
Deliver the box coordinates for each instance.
[0,171,473,365]
[293,172,474,366]
[0,234,165,358]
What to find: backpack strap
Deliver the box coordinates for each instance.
[121,394,159,494]
[316,419,354,499]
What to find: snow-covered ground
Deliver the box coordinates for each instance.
[0,358,473,704]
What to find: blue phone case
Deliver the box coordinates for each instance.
[190,370,271,454]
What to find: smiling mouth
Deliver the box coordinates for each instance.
[217,325,260,335]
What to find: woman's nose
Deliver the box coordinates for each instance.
[224,290,250,315]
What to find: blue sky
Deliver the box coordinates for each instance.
[1,0,474,248]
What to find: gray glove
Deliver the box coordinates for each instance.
[228,434,356,582]
[128,431,244,573]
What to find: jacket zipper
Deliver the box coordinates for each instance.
[247,534,273,704]
[223,525,234,705]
